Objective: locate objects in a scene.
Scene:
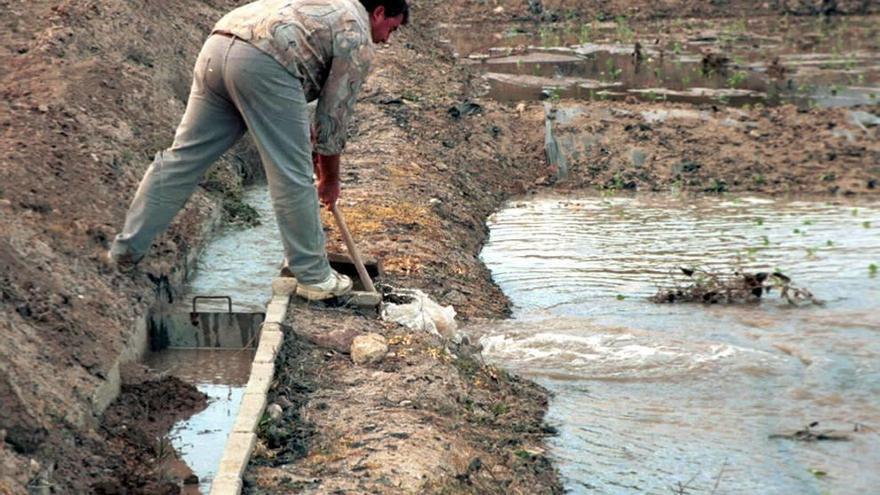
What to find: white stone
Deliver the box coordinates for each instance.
[216,432,256,480]
[350,333,389,365]
[267,403,283,421]
[264,300,288,324]
[232,393,266,434]
[245,362,275,396]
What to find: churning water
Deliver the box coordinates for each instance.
[474,193,880,494]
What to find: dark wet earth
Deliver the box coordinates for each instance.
[441,15,880,107]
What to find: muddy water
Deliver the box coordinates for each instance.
[473,193,880,494]
[181,186,281,312]
[144,349,255,493]
[442,16,880,107]
[152,185,279,492]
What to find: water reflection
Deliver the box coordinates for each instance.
[442,16,880,107]
[145,349,255,494]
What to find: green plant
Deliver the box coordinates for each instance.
[672,40,682,55]
[614,16,634,42]
[706,178,728,193]
[727,71,748,88]
[870,263,878,277]
[492,403,510,416]
[578,23,593,44]
[540,26,560,47]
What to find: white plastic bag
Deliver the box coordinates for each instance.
[380,289,458,340]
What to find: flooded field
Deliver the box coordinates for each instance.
[442,15,880,107]
[473,193,880,494]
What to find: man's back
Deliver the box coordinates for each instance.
[213,0,372,102]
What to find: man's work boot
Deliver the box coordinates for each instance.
[295,270,353,301]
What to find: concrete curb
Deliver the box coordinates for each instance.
[209,279,294,495]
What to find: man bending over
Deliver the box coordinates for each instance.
[107,0,407,300]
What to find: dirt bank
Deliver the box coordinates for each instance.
[431,0,878,23]
[1,0,551,492]
[1,0,257,492]
[547,101,879,195]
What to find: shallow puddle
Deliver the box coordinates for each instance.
[144,349,255,493]
[474,193,880,494]
[441,15,880,107]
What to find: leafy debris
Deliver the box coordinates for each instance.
[651,267,822,306]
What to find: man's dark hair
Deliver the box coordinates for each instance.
[360,0,409,24]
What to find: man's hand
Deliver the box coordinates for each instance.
[315,153,341,208]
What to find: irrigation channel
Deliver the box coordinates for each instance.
[145,186,281,493]
[472,193,880,494]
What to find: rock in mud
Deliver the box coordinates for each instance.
[350,333,389,365]
[267,403,283,421]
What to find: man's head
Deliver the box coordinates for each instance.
[359,0,408,43]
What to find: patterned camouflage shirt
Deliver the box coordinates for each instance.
[213,0,374,155]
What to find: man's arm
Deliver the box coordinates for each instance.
[313,23,373,207]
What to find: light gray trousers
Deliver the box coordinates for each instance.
[111,34,330,284]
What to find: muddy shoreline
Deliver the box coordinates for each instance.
[1,0,878,493]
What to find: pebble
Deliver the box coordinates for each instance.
[350,333,389,365]
[267,403,283,421]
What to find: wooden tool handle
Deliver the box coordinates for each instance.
[331,204,377,293]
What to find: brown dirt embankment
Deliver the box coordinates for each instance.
[0,0,554,493]
[1,0,256,492]
[547,101,880,195]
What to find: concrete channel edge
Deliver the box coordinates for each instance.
[210,277,296,495]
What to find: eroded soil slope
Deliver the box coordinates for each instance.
[1,0,254,492]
